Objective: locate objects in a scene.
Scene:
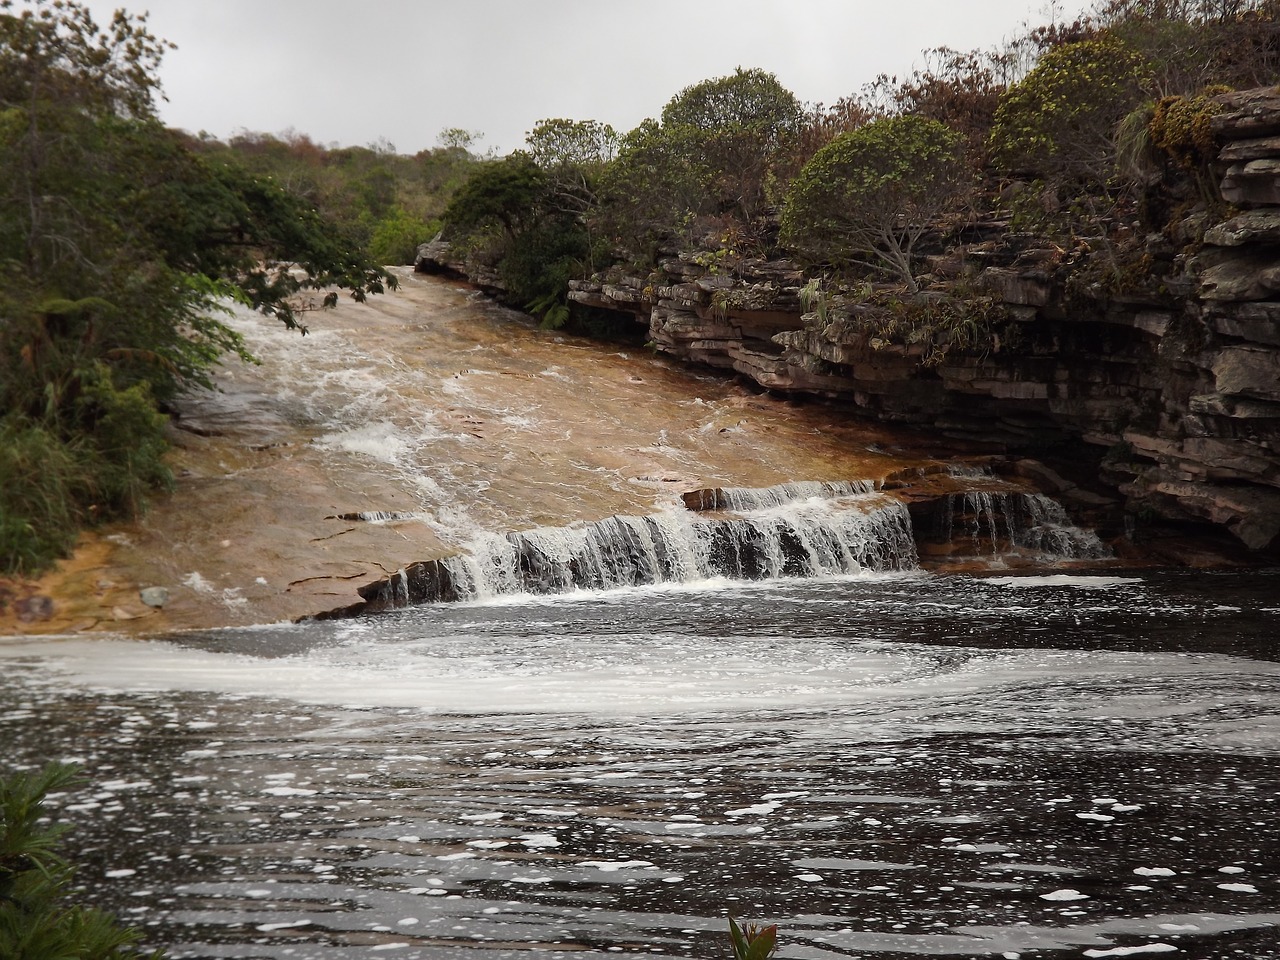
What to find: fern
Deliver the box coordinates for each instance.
[526,291,571,330]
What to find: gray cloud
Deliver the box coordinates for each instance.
[73,0,1048,154]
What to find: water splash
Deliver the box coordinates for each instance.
[359,494,918,607]
[936,491,1109,560]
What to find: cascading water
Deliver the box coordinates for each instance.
[346,473,1111,613]
[359,492,918,608]
[7,274,1278,960]
[934,490,1109,560]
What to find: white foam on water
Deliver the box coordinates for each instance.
[984,575,1143,589]
[4,626,1278,721]
[314,420,414,464]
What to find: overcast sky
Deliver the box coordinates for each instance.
[73,0,1060,156]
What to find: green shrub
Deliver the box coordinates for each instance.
[1,763,164,959]
[988,35,1149,189]
[0,364,171,574]
[0,418,82,574]
[369,207,441,265]
[781,116,973,292]
[72,363,173,519]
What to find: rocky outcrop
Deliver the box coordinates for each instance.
[418,87,1280,556]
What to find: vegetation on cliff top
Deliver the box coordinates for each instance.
[780,115,973,292]
[437,0,1280,333]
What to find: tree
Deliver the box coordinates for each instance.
[593,118,711,256]
[0,0,396,573]
[660,66,804,223]
[859,45,1022,158]
[442,152,546,241]
[593,69,804,261]
[525,117,618,173]
[780,115,973,292]
[987,35,1149,188]
[442,152,590,326]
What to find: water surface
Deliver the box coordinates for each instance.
[3,569,1278,959]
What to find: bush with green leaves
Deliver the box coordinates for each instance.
[0,0,396,574]
[442,146,612,329]
[780,115,973,292]
[987,34,1150,190]
[1,763,164,960]
[660,67,804,224]
[369,206,441,265]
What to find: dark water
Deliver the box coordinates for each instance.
[2,569,1279,959]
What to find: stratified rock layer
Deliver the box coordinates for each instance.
[422,85,1280,554]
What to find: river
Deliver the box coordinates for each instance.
[1,273,1278,958]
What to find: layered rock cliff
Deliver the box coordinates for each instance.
[419,87,1280,556]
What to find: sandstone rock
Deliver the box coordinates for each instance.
[1219,134,1280,162]
[1212,87,1280,140]
[139,586,169,608]
[1204,301,1280,346]
[1212,345,1280,401]
[1145,476,1280,550]
[695,274,736,294]
[1189,392,1280,418]
[1198,251,1280,301]
[1220,158,1280,206]
[981,266,1053,306]
[1203,209,1280,246]
[15,595,54,622]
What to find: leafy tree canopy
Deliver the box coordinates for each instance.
[525,118,618,172]
[658,67,804,225]
[987,34,1149,186]
[442,151,546,238]
[780,115,973,292]
[661,66,803,140]
[0,0,397,573]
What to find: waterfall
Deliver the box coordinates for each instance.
[685,479,878,512]
[344,474,1112,614]
[934,491,1109,561]
[358,492,918,607]
[443,495,916,599]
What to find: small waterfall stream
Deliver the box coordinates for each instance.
[350,479,1108,612]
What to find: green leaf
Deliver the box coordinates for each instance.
[745,924,778,960]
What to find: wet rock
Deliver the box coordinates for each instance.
[15,595,54,622]
[139,586,170,608]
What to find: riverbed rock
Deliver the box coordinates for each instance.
[15,595,54,622]
[140,586,170,608]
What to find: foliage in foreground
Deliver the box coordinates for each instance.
[729,916,778,960]
[1,763,163,959]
